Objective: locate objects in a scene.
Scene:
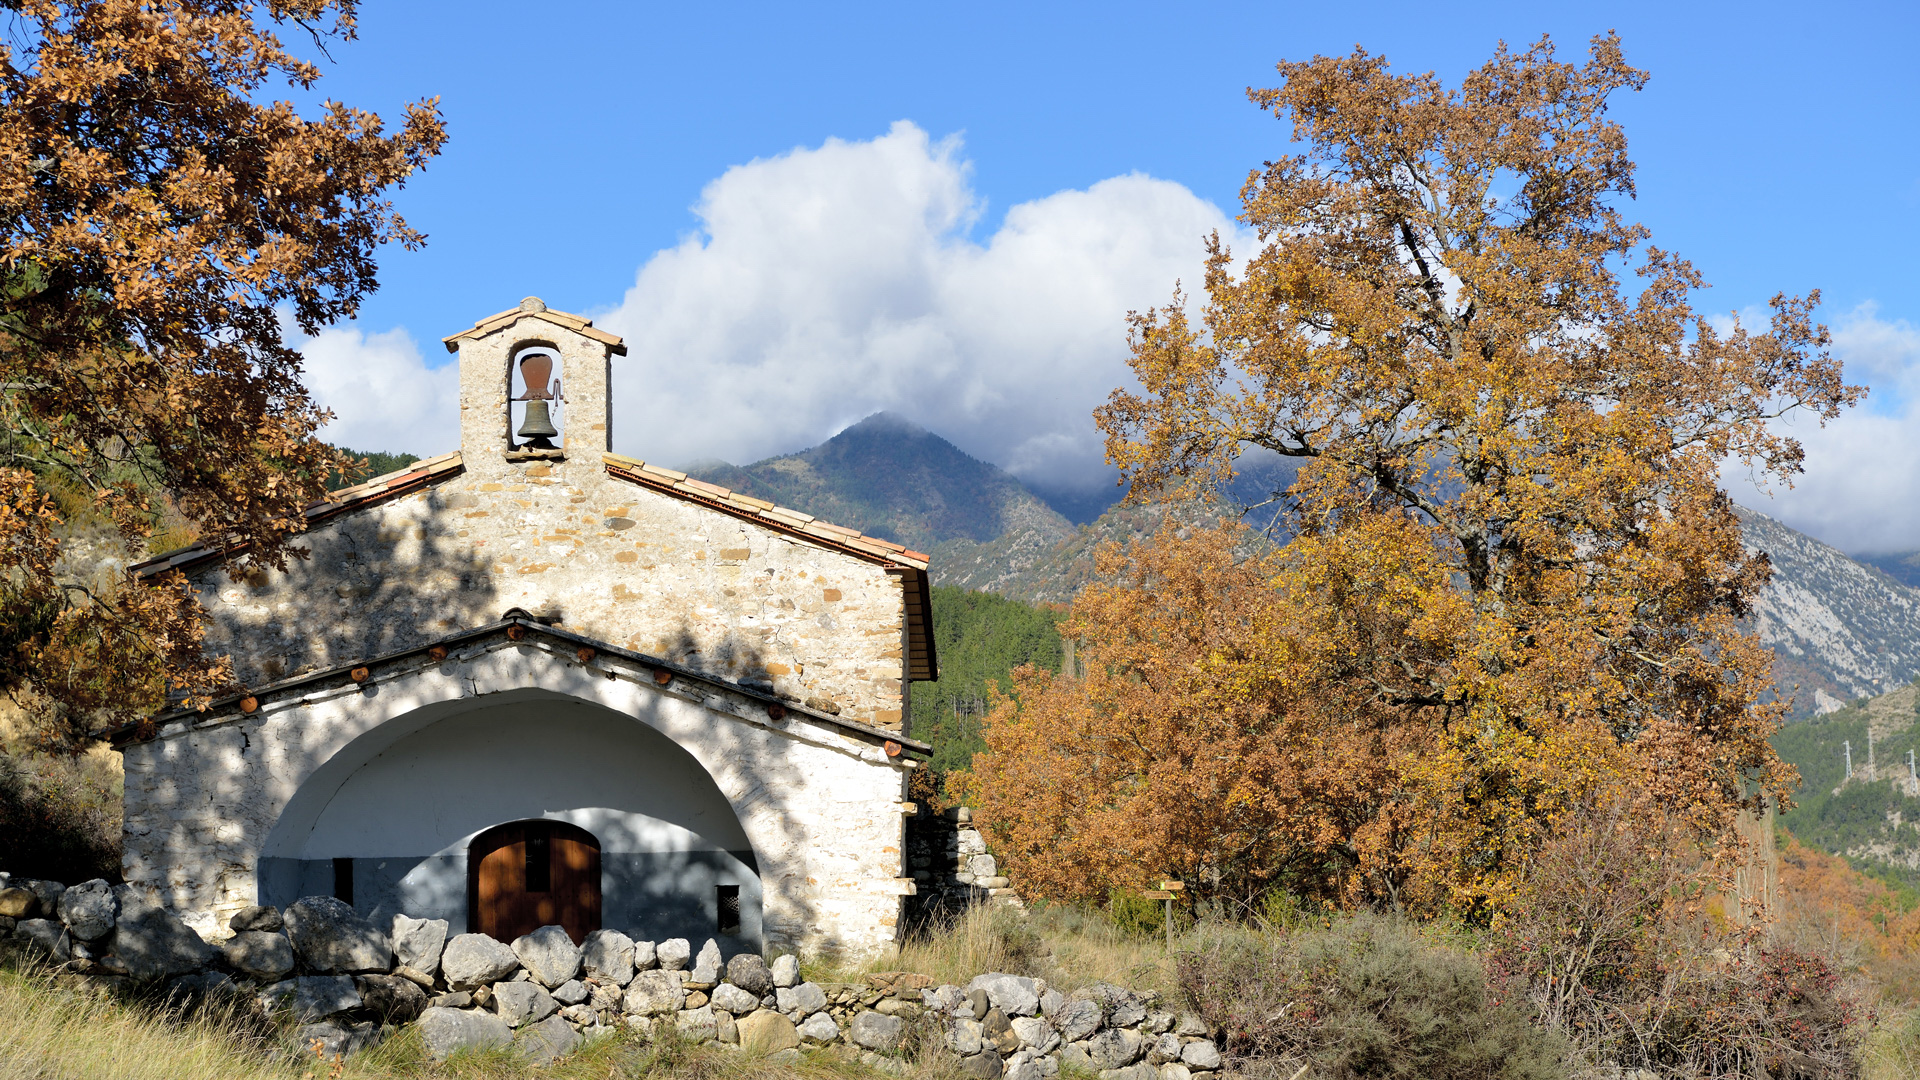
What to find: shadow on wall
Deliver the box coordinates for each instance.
[211,487,505,687]
[246,623,846,955]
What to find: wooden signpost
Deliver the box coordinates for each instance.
[1153,880,1184,950]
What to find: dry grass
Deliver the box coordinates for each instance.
[0,958,962,1080]
[1862,1003,1920,1080]
[843,902,1183,1000]
[0,967,281,1080]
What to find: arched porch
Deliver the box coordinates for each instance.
[257,689,764,948]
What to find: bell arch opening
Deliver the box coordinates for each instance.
[509,343,562,452]
[258,689,762,947]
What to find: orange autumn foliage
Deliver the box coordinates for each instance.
[0,2,445,747]
[964,35,1855,917]
[1775,831,1920,1002]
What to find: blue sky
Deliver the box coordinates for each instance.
[295,1,1920,551]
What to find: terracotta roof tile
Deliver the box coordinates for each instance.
[600,452,929,572]
[129,452,467,579]
[441,303,627,355]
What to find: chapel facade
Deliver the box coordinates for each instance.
[115,298,935,961]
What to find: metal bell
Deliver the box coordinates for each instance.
[517,399,559,447]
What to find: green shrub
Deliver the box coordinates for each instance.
[1178,913,1568,1080]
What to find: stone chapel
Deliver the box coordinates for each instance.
[115,298,936,962]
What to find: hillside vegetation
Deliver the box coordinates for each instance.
[910,587,1062,777]
[1772,682,1920,886]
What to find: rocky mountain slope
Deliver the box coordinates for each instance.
[1738,506,1920,716]
[699,419,1920,719]
[689,413,1074,556]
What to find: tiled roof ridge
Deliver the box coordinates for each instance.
[440,304,626,354]
[128,452,466,579]
[602,452,931,570]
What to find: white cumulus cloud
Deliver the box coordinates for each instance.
[298,324,459,455]
[595,120,1247,495]
[1726,304,1920,554]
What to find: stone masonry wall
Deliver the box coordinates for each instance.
[1,878,1224,1079]
[184,309,913,735]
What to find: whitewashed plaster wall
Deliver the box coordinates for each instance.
[120,640,914,960]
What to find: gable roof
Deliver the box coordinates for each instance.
[441,302,627,355]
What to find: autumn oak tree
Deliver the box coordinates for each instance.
[963,35,1856,917]
[0,1,444,747]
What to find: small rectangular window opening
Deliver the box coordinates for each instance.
[332,857,354,906]
[717,884,741,935]
[525,833,551,892]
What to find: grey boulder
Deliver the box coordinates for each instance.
[56,879,117,941]
[690,938,723,985]
[441,933,521,990]
[103,886,213,978]
[296,1020,384,1059]
[167,971,236,1002]
[416,1006,513,1061]
[850,1009,905,1051]
[710,982,760,1014]
[1147,1033,1184,1065]
[290,975,361,1022]
[284,896,390,974]
[771,953,800,988]
[777,981,827,1017]
[227,905,282,933]
[23,879,65,916]
[580,928,636,986]
[552,979,590,1005]
[969,973,1040,1017]
[623,969,685,1015]
[726,952,773,996]
[631,937,658,970]
[391,914,448,978]
[516,1013,582,1066]
[961,1051,1004,1079]
[354,973,428,1024]
[1056,998,1103,1041]
[676,1004,718,1040]
[656,937,690,970]
[510,924,581,988]
[1180,1039,1222,1070]
[798,1011,840,1043]
[492,980,559,1027]
[14,918,70,962]
[1087,1028,1144,1070]
[222,930,295,981]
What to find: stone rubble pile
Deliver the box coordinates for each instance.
[906,805,1023,918]
[0,871,1220,1078]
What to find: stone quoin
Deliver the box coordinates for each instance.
[114,298,937,961]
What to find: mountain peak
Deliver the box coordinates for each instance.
[687,419,1073,554]
[836,411,929,437]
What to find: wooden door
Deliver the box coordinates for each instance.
[468,820,601,944]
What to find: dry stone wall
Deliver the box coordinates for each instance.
[0,875,1221,1079]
